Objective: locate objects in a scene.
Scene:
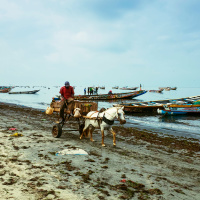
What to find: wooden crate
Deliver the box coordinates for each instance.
[50,100,98,115]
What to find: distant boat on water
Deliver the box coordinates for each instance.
[159,87,177,91]
[149,89,163,93]
[9,90,40,94]
[0,88,11,93]
[0,86,13,93]
[112,86,119,89]
[119,86,138,90]
[170,87,177,90]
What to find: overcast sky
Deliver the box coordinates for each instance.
[1,0,200,87]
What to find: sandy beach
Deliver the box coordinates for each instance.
[0,102,200,200]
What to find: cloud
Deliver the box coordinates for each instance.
[0,0,23,20]
[0,0,200,86]
[78,0,150,20]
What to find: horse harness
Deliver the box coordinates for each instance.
[88,110,114,126]
[102,114,114,125]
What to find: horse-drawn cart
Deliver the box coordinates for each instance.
[47,99,98,138]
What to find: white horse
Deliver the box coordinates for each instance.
[80,106,126,146]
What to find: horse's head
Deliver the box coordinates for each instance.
[116,106,126,124]
[73,108,81,118]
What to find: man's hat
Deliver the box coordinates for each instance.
[65,81,70,86]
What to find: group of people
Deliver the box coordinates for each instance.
[84,87,98,95]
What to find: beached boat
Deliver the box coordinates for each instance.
[114,95,200,114]
[8,90,40,94]
[157,101,200,115]
[114,104,164,114]
[73,90,147,100]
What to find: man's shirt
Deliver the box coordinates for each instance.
[60,86,74,100]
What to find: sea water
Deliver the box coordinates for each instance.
[0,86,200,140]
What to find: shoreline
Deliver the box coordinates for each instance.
[0,102,200,199]
[2,100,200,140]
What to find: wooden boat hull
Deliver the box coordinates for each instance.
[149,89,163,93]
[0,86,12,93]
[9,90,40,94]
[158,104,200,115]
[74,90,147,100]
[115,95,200,115]
[159,87,177,91]
[122,105,164,114]
[119,87,138,90]
[0,88,11,93]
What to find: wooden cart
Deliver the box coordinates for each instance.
[49,100,98,138]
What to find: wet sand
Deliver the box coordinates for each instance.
[0,102,200,200]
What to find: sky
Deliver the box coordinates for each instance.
[1,0,200,88]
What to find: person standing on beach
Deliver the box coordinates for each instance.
[96,87,98,94]
[59,81,74,123]
[84,88,86,95]
[90,87,93,95]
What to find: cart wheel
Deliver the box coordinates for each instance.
[79,123,85,135]
[52,123,62,138]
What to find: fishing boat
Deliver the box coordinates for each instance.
[170,87,177,90]
[148,89,163,93]
[115,104,164,114]
[0,86,13,93]
[0,88,11,93]
[114,95,200,114]
[0,86,13,89]
[159,87,168,90]
[159,87,177,91]
[72,90,147,100]
[112,86,119,89]
[119,86,138,90]
[8,90,40,94]
[157,101,200,115]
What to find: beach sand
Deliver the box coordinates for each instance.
[0,102,200,200]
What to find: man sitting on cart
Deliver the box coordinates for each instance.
[59,81,74,123]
